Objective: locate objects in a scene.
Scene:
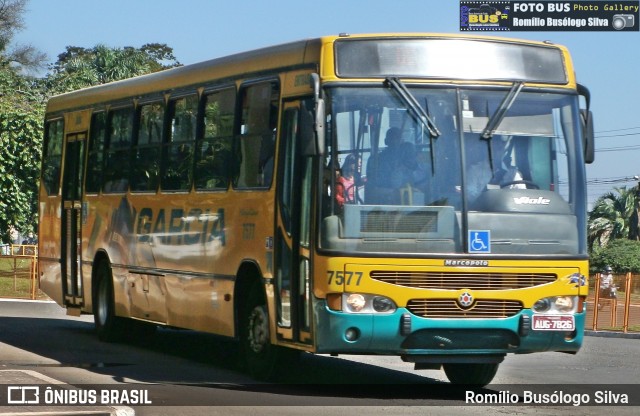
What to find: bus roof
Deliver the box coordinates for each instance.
[46,33,573,115]
[46,38,322,114]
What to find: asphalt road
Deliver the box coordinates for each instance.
[1,299,639,415]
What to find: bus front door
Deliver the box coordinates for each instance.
[60,111,90,313]
[274,100,314,346]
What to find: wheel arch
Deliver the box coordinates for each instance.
[233,259,267,338]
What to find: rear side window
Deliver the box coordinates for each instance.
[103,107,134,193]
[131,102,164,192]
[42,119,64,196]
[85,112,107,193]
[163,95,198,191]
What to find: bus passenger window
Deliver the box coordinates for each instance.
[131,102,163,192]
[86,112,107,193]
[163,95,198,191]
[236,81,279,189]
[103,107,134,193]
[42,119,64,196]
[196,88,235,191]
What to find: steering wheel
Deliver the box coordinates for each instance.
[500,180,539,189]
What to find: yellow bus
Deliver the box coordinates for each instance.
[39,33,594,385]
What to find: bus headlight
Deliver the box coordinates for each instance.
[343,293,396,314]
[372,296,395,312]
[554,296,575,313]
[345,293,366,312]
[533,298,551,313]
[532,296,577,314]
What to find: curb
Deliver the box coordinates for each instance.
[584,330,640,339]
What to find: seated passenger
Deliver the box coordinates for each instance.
[335,153,358,208]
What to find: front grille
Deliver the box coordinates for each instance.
[407,299,523,318]
[371,271,556,290]
[360,210,438,233]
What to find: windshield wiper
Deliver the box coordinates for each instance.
[481,81,524,140]
[385,77,440,138]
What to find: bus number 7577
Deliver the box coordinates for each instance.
[327,271,363,286]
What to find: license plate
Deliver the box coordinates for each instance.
[532,315,575,331]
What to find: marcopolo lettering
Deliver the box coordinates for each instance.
[444,259,489,267]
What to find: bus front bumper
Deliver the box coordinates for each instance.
[315,301,584,359]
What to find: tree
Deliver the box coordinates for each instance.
[0,67,44,242]
[0,0,46,243]
[587,186,638,250]
[0,0,47,71]
[45,43,181,94]
[590,238,640,274]
[0,1,180,243]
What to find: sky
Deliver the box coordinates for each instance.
[13,0,640,207]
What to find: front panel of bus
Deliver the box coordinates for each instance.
[310,37,589,362]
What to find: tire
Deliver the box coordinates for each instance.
[240,284,278,380]
[443,363,499,386]
[93,260,127,342]
[239,282,303,380]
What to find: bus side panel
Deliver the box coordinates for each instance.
[162,191,274,338]
[39,260,64,305]
[81,194,135,318]
[165,275,236,336]
[38,191,64,306]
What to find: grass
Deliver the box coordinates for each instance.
[596,325,640,332]
[0,256,42,299]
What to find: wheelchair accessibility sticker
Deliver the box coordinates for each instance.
[469,230,491,253]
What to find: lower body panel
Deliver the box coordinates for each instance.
[315,301,584,360]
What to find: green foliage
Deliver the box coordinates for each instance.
[45,43,180,94]
[587,186,640,274]
[590,239,640,274]
[0,74,44,241]
[0,1,180,242]
[588,186,639,249]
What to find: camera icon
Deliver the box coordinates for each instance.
[612,14,635,30]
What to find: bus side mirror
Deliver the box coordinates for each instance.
[577,83,594,164]
[301,73,326,156]
[581,109,595,164]
[314,98,325,156]
[300,102,317,156]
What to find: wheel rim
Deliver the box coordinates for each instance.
[247,305,269,354]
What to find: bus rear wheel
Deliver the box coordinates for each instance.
[94,260,127,342]
[443,363,499,386]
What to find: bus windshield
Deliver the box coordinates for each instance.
[320,85,587,256]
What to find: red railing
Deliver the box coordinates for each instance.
[0,245,39,300]
[589,272,639,333]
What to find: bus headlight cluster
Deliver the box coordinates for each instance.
[532,296,577,314]
[343,293,396,313]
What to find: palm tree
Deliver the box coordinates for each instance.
[46,44,180,95]
[588,186,638,249]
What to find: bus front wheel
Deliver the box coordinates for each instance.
[241,284,280,380]
[443,363,499,386]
